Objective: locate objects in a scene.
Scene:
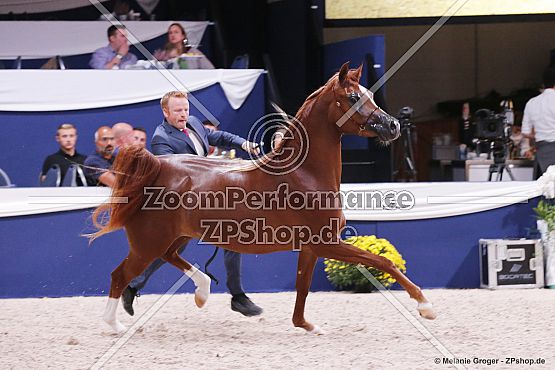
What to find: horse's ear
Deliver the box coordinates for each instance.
[354,64,363,82]
[338,62,350,86]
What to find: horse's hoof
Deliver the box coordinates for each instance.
[193,272,211,308]
[417,302,437,320]
[307,324,326,335]
[194,287,209,308]
[104,318,127,334]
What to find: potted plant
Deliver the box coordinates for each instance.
[324,235,406,292]
[535,165,555,288]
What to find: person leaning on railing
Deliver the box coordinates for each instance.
[89,25,138,70]
[153,22,214,69]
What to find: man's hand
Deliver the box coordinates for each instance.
[241,141,261,156]
[118,42,129,56]
[109,56,122,68]
[524,149,535,159]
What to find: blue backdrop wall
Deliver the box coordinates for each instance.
[0,199,538,298]
[0,76,265,187]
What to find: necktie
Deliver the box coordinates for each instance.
[181,128,189,137]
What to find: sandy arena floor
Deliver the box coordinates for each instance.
[1,289,554,369]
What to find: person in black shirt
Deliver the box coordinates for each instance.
[40,123,87,185]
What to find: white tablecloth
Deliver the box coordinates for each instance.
[0,69,265,111]
[0,182,541,219]
[0,21,208,59]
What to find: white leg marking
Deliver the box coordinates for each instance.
[417,302,437,320]
[307,325,326,335]
[103,297,127,334]
[185,266,211,308]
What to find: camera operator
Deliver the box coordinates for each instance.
[522,68,555,174]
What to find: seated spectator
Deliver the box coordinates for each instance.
[154,23,214,69]
[40,123,87,185]
[510,124,532,159]
[133,127,148,149]
[84,126,116,186]
[112,122,135,148]
[90,25,138,70]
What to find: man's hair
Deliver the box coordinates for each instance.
[133,127,147,133]
[56,123,76,136]
[107,25,126,39]
[94,126,112,142]
[543,68,555,88]
[160,91,187,110]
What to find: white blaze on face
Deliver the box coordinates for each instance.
[357,84,379,117]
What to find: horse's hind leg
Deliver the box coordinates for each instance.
[103,252,154,334]
[102,221,180,334]
[292,248,324,334]
[310,241,437,320]
[162,237,211,308]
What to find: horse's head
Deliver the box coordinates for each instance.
[331,62,400,143]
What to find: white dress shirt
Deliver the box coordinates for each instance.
[185,127,206,156]
[522,88,555,142]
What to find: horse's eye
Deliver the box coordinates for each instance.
[348,92,360,105]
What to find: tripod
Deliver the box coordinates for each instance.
[487,140,514,181]
[393,120,418,181]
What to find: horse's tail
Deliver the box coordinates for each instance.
[88,146,161,243]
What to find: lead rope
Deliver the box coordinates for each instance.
[204,246,220,284]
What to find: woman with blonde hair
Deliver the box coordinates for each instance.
[154,23,214,69]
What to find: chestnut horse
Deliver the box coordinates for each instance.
[91,62,436,334]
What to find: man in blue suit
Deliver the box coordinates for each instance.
[122,90,263,317]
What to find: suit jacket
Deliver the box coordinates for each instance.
[151,116,246,156]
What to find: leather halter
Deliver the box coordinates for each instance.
[332,84,379,135]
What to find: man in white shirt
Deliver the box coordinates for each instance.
[522,68,555,173]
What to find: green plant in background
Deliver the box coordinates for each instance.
[534,200,555,232]
[324,235,406,292]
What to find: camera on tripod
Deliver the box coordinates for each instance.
[474,109,510,140]
[472,106,515,180]
[398,106,414,127]
[394,106,417,181]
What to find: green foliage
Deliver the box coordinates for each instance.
[534,200,555,232]
[324,236,406,292]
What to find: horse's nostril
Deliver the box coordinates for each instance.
[390,121,398,133]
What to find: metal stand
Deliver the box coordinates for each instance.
[487,162,515,181]
[487,140,514,181]
[395,121,417,181]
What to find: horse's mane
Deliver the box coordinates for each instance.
[222,77,335,174]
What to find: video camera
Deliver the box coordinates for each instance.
[474,109,510,140]
[398,106,414,124]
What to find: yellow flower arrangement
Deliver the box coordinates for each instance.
[324,235,406,292]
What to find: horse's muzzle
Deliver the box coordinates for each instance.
[366,112,400,142]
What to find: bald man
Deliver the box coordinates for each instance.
[112,122,135,149]
[84,126,116,187]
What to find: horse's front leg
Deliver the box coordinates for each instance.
[292,248,324,334]
[311,241,437,320]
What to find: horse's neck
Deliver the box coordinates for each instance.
[292,94,343,190]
